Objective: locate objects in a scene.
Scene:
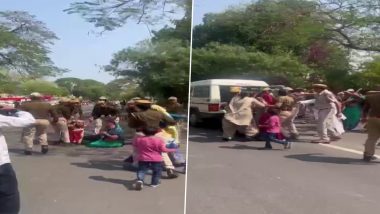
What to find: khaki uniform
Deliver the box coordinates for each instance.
[52,104,72,143]
[276,96,298,137]
[364,93,380,157]
[20,101,57,151]
[165,102,184,114]
[127,108,177,169]
[314,90,340,141]
[223,96,265,138]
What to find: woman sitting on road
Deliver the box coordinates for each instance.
[84,119,124,143]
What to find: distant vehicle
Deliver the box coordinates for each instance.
[269,85,287,96]
[189,79,269,126]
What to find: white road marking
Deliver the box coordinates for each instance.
[319,143,380,159]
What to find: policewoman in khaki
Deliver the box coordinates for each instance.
[362,90,380,162]
[222,86,266,141]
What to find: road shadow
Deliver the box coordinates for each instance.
[89,176,136,191]
[71,159,124,171]
[219,144,283,151]
[285,153,380,165]
[8,147,59,157]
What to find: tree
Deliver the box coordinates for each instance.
[314,0,380,52]
[0,11,68,78]
[105,78,140,100]
[19,80,68,96]
[64,0,189,31]
[55,77,108,100]
[192,0,379,89]
[104,39,190,101]
[192,43,314,87]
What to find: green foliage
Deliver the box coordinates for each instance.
[192,43,313,86]
[354,56,380,88]
[19,80,68,96]
[105,78,140,100]
[192,0,380,89]
[55,77,108,100]
[104,39,190,102]
[0,11,68,78]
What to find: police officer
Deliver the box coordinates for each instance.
[52,97,72,145]
[276,88,298,139]
[165,97,184,114]
[362,89,380,162]
[311,84,342,144]
[20,92,58,155]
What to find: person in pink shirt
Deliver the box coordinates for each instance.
[259,107,292,150]
[132,127,176,190]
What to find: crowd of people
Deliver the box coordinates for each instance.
[221,84,380,161]
[0,92,186,213]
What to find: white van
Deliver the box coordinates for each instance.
[189,79,269,126]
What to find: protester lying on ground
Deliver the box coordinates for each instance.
[133,127,177,191]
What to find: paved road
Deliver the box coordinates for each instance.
[4,105,186,214]
[186,122,380,214]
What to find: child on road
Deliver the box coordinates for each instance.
[132,127,176,190]
[260,107,292,150]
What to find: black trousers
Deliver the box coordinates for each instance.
[0,163,20,214]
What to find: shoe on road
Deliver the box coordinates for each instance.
[311,139,330,144]
[135,181,143,191]
[222,137,232,142]
[284,141,292,149]
[167,169,178,179]
[41,145,49,154]
[363,155,378,162]
[24,150,32,155]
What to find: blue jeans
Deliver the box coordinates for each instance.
[263,132,287,148]
[137,161,162,185]
[0,163,20,214]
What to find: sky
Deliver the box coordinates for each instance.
[0,0,252,84]
[193,0,253,25]
[0,0,164,83]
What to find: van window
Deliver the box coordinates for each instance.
[219,86,263,102]
[192,86,210,98]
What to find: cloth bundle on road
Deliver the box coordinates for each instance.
[84,139,124,148]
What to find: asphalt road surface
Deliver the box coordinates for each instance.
[4,105,186,214]
[186,121,380,214]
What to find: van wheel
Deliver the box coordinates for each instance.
[189,112,200,127]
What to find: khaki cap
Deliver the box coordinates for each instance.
[135,99,152,104]
[230,86,241,93]
[60,97,70,103]
[30,92,42,97]
[312,84,328,89]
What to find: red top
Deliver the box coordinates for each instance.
[132,136,176,162]
[259,112,271,133]
[261,92,276,105]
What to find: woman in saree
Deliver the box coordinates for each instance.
[342,89,364,131]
